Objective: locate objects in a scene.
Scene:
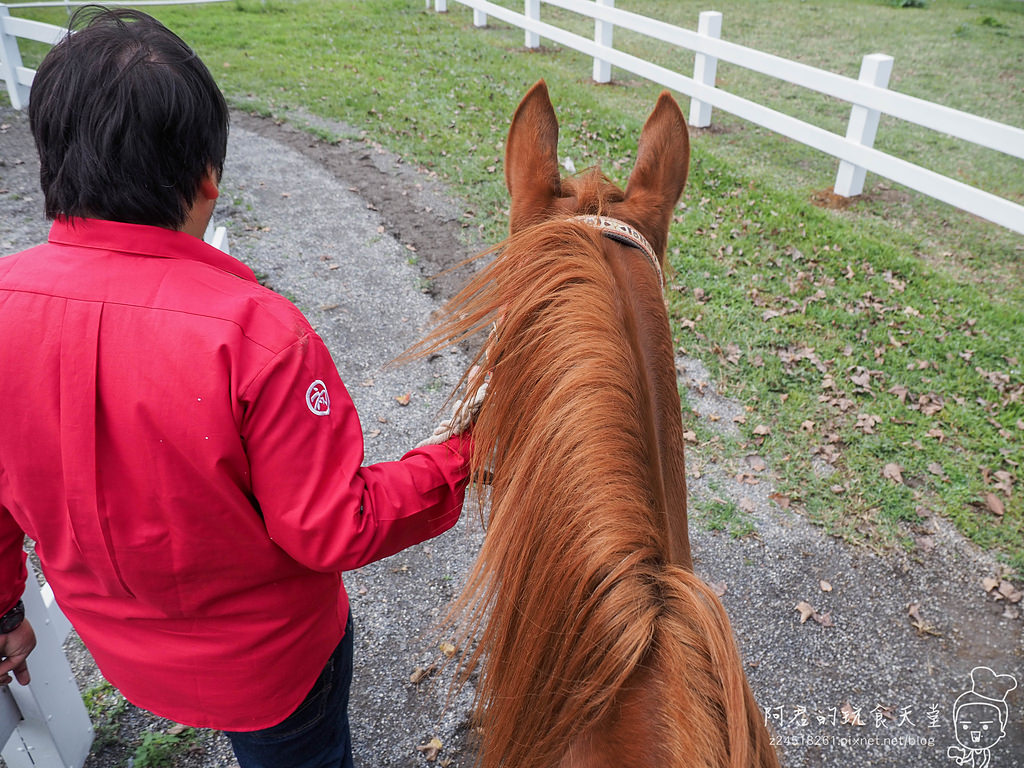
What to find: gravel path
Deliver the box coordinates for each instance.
[2,104,1022,768]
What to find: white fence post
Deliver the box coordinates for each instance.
[0,6,31,110]
[1,562,93,768]
[433,0,447,12]
[473,6,487,27]
[834,53,894,197]
[689,10,722,128]
[524,0,539,49]
[592,0,614,83]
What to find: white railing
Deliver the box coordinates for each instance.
[0,4,64,109]
[1,562,93,768]
[0,1,233,109]
[430,0,1024,236]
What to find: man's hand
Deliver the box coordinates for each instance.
[0,620,36,686]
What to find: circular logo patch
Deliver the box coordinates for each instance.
[306,380,331,416]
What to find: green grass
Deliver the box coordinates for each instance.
[8,0,1022,573]
[82,681,128,753]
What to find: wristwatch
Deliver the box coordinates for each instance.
[0,600,25,634]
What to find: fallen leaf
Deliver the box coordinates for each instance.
[795,601,816,624]
[738,498,755,513]
[417,737,443,762]
[410,665,437,685]
[982,577,1000,593]
[708,581,727,597]
[883,463,904,484]
[752,424,771,437]
[167,724,188,735]
[927,462,945,477]
[855,413,881,434]
[395,393,412,406]
[439,641,457,658]
[888,385,909,403]
[998,581,1023,603]
[908,602,941,636]
[683,430,697,443]
[985,493,1005,517]
[820,580,833,592]
[746,455,767,472]
[769,492,791,509]
[813,611,834,627]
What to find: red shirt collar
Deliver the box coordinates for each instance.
[48,217,258,283]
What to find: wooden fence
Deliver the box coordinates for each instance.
[430,0,1024,236]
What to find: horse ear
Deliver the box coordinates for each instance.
[623,91,690,256]
[505,80,562,234]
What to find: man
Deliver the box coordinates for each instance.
[0,8,474,767]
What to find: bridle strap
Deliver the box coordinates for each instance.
[571,215,663,287]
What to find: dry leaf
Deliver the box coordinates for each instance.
[985,493,1005,517]
[813,611,834,627]
[927,462,945,477]
[439,641,457,658]
[998,581,1023,603]
[820,580,833,592]
[417,737,443,762]
[410,665,436,685]
[709,581,727,597]
[395,393,412,406]
[982,577,1000,593]
[769,492,791,509]
[753,424,771,436]
[738,498,755,513]
[883,463,904,484]
[167,724,188,735]
[795,601,816,624]
[746,455,767,472]
[908,602,941,636]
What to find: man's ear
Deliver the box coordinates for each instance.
[198,169,219,202]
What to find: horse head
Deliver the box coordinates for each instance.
[505,79,690,263]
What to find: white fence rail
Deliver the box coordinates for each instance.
[1,562,92,768]
[0,4,64,109]
[431,0,1024,236]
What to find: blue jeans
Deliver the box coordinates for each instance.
[225,613,355,768]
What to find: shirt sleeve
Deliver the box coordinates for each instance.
[0,505,27,616]
[239,333,472,573]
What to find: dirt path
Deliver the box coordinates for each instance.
[2,105,1022,768]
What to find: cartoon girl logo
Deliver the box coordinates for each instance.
[947,666,1018,768]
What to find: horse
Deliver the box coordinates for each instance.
[422,80,779,768]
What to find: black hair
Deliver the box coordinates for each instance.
[28,6,229,228]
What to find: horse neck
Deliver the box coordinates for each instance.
[606,245,692,569]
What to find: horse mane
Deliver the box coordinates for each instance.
[418,169,776,768]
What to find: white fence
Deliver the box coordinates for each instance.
[430,0,1024,236]
[0,4,64,109]
[1,563,92,768]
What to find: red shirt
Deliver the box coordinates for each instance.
[0,218,471,730]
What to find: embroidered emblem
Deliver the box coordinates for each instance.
[306,380,331,416]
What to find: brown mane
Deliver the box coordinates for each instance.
[418,83,778,768]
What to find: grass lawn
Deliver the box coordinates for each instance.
[9,0,1023,574]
